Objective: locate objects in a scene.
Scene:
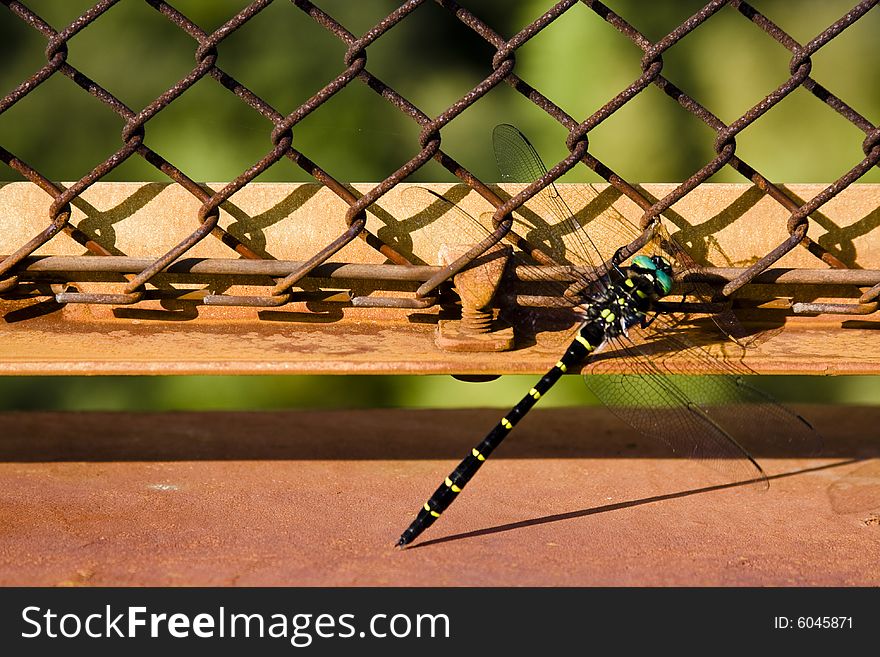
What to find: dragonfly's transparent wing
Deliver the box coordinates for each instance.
[827,459,880,515]
[494,124,613,275]
[494,124,768,347]
[585,312,822,483]
[626,312,821,457]
[586,335,769,488]
[403,186,581,315]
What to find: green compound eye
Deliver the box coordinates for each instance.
[655,269,674,295]
[631,255,674,295]
[632,255,654,270]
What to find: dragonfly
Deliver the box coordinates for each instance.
[396,124,822,548]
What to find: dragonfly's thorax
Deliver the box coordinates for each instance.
[578,269,661,342]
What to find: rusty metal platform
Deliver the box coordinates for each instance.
[1,405,877,586]
[3,182,880,375]
[1,309,878,376]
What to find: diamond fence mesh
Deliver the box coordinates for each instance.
[1,0,878,316]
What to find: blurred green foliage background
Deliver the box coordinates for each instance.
[1,0,878,411]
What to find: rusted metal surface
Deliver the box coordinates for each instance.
[0,406,877,586]
[2,181,879,374]
[2,1,879,314]
[7,182,877,271]
[3,182,879,283]
[435,242,515,351]
[1,304,878,375]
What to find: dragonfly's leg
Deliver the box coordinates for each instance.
[611,245,629,266]
[641,312,660,329]
[679,286,695,307]
[654,289,690,319]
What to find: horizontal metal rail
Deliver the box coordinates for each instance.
[8,255,880,315]
[1,1,879,374]
[0,182,878,375]
[0,307,876,376]
[9,255,880,288]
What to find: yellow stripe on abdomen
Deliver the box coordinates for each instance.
[575,335,594,351]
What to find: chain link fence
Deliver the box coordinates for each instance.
[1,0,878,317]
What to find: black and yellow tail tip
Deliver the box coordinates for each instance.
[396,532,416,549]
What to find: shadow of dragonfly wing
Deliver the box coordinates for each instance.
[827,459,880,515]
[493,123,632,275]
[403,186,589,312]
[494,123,763,347]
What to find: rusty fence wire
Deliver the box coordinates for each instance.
[1,0,879,317]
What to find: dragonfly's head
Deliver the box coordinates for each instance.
[631,255,674,298]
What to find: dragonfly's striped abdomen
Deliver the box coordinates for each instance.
[396,326,599,547]
[396,260,669,547]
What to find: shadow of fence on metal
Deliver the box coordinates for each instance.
[1,0,878,374]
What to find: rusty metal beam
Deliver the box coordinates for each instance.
[1,182,878,375]
[0,308,875,376]
[3,182,879,268]
[8,257,880,287]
